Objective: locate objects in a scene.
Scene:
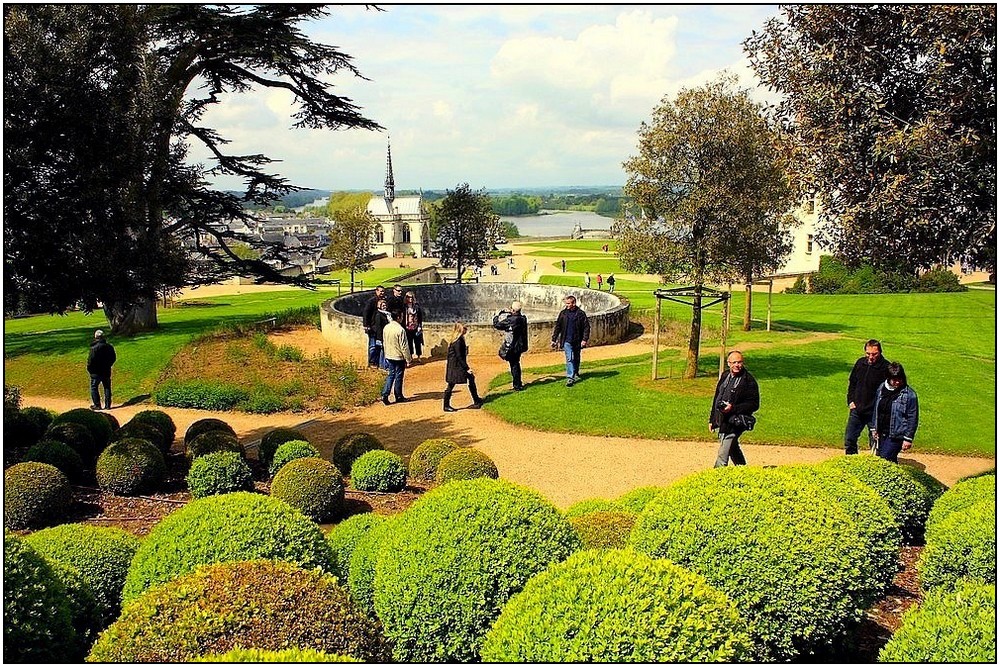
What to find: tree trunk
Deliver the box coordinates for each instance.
[104,297,158,336]
[685,283,702,379]
[743,278,753,332]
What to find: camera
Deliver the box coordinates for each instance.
[716,400,730,411]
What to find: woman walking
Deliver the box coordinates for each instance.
[443,322,483,412]
[403,291,425,361]
[870,362,919,463]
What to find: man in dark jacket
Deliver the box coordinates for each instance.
[87,329,117,410]
[361,285,386,367]
[709,350,760,467]
[844,339,890,454]
[493,301,529,391]
[550,295,590,386]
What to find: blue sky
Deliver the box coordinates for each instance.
[194,4,780,192]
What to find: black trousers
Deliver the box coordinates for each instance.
[507,351,523,389]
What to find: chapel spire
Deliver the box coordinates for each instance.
[384,137,395,203]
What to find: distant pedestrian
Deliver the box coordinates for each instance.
[362,285,386,367]
[585,272,591,289]
[493,301,529,391]
[379,309,412,405]
[709,351,760,467]
[561,259,566,273]
[596,274,603,290]
[403,291,425,360]
[491,264,499,276]
[532,260,538,273]
[870,362,919,463]
[443,322,483,412]
[607,274,616,293]
[844,339,890,455]
[508,256,515,270]
[551,295,590,387]
[87,329,117,410]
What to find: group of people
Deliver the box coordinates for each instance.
[582,272,615,291]
[361,284,426,405]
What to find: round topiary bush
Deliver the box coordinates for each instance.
[481,549,750,662]
[926,473,996,534]
[24,523,140,623]
[44,558,102,656]
[898,465,948,504]
[435,448,499,484]
[5,406,54,451]
[196,648,359,662]
[819,454,931,544]
[878,581,996,662]
[259,427,307,466]
[114,420,170,456]
[568,511,637,550]
[271,457,345,522]
[121,491,335,603]
[918,500,996,590]
[51,407,113,450]
[331,432,384,476]
[565,497,619,519]
[269,439,319,477]
[183,417,237,447]
[327,512,387,585]
[4,462,72,530]
[90,560,389,662]
[99,411,120,432]
[23,438,85,483]
[187,430,245,462]
[615,486,668,513]
[628,467,875,661]
[3,532,77,662]
[373,478,582,662]
[44,421,98,465]
[348,516,398,616]
[957,467,996,482]
[130,410,176,449]
[95,437,166,496]
[408,438,461,481]
[351,450,407,492]
[187,451,255,499]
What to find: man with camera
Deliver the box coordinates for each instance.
[493,301,529,391]
[709,350,760,467]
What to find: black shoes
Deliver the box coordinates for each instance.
[443,405,457,413]
[380,395,390,406]
[90,405,101,410]
[395,396,409,403]
[470,401,483,409]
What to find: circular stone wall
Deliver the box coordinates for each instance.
[320,283,630,359]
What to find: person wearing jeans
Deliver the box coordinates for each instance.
[709,351,760,467]
[493,302,529,391]
[87,329,117,410]
[870,362,919,463]
[379,309,412,405]
[550,295,590,387]
[844,339,889,454]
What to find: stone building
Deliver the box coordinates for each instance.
[367,141,431,258]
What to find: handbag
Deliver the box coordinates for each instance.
[498,331,515,360]
[729,413,756,431]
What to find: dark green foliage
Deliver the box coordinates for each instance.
[435,448,499,484]
[258,427,307,465]
[271,457,345,522]
[51,407,113,449]
[241,385,287,413]
[24,438,84,483]
[196,648,359,662]
[4,462,72,530]
[629,467,875,661]
[95,437,166,496]
[565,498,619,519]
[898,465,948,504]
[879,581,996,662]
[373,478,582,662]
[4,383,22,415]
[926,474,996,533]
[99,410,120,432]
[568,511,637,550]
[331,432,384,476]
[121,492,335,603]
[784,274,808,294]
[351,450,407,492]
[45,559,102,656]
[269,439,319,477]
[408,437,461,481]
[44,421,98,465]
[130,409,177,446]
[481,549,750,662]
[187,430,245,462]
[6,406,53,450]
[327,513,387,585]
[187,451,255,499]
[154,379,249,410]
[114,420,170,456]
[808,256,919,294]
[615,486,667,513]
[3,533,77,663]
[24,523,140,622]
[918,501,996,590]
[183,417,237,446]
[90,560,389,662]
[348,517,397,616]
[917,266,968,292]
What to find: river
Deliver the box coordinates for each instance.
[500,210,612,239]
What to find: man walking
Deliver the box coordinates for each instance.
[584,272,591,289]
[844,339,890,454]
[379,309,412,405]
[87,329,117,410]
[493,301,529,391]
[362,285,386,367]
[709,350,759,467]
[551,295,590,386]
[607,274,616,293]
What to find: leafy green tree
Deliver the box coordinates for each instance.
[322,207,378,291]
[230,244,260,261]
[325,192,374,220]
[435,184,500,283]
[614,74,796,377]
[745,5,996,275]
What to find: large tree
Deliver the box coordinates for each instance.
[745,4,996,275]
[434,184,500,284]
[322,207,378,291]
[4,5,381,334]
[614,74,797,378]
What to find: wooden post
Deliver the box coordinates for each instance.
[652,296,661,381]
[719,294,730,378]
[766,279,773,331]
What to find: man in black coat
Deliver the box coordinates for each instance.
[361,285,386,367]
[493,301,529,391]
[550,295,590,387]
[709,350,760,467]
[87,329,117,410]
[844,339,890,454]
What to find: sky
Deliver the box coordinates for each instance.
[193,4,781,193]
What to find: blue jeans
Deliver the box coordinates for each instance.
[876,436,904,463]
[715,431,747,467]
[90,373,111,409]
[381,359,406,400]
[563,343,582,378]
[844,409,874,455]
[367,334,380,367]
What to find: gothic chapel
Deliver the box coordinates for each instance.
[367,141,431,258]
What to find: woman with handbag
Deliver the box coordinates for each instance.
[403,291,425,361]
[493,301,529,391]
[443,322,483,412]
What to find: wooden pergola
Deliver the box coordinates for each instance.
[651,286,731,380]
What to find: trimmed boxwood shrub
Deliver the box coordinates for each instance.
[95,438,166,496]
[115,420,170,456]
[327,513,387,585]
[130,410,177,449]
[23,438,84,483]
[898,465,947,504]
[187,430,245,462]
[4,532,77,662]
[565,497,619,519]
[196,648,359,662]
[918,500,996,590]
[926,473,995,533]
[89,560,389,662]
[373,478,582,662]
[51,407,113,449]
[351,450,407,492]
[569,511,637,550]
[878,581,996,662]
[4,462,72,530]
[482,549,750,662]
[958,467,996,482]
[408,438,461,481]
[121,492,334,603]
[271,457,345,522]
[5,406,54,451]
[45,558,102,656]
[21,406,56,432]
[615,486,667,513]
[269,440,319,477]
[629,467,874,661]
[184,417,237,446]
[258,427,307,465]
[348,517,398,616]
[99,411,120,432]
[187,451,255,499]
[45,421,98,465]
[819,454,931,543]
[435,448,499,484]
[24,523,140,622]
[332,432,384,476]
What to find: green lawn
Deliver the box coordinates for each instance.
[515,239,618,252]
[316,267,419,288]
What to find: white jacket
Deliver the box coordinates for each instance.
[383,320,412,363]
